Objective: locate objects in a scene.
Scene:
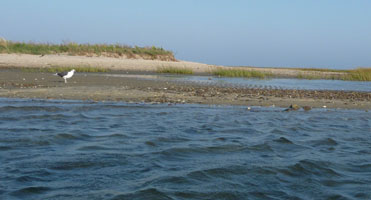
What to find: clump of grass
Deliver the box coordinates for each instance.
[212,68,269,79]
[21,66,110,73]
[296,73,341,80]
[157,67,193,74]
[290,67,347,73]
[0,37,7,49]
[344,68,371,81]
[277,67,371,81]
[0,40,175,60]
[295,67,371,81]
[296,73,319,80]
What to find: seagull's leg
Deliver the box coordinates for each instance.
[64,78,67,83]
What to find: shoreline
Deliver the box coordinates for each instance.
[0,69,370,110]
[0,53,349,78]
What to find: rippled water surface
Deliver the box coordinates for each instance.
[1,98,370,199]
[103,74,371,92]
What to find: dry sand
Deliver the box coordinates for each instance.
[0,53,215,73]
[0,53,345,77]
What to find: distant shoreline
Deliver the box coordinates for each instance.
[1,53,363,80]
[0,39,369,80]
[0,69,370,110]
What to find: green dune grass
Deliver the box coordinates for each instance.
[219,67,371,81]
[212,68,270,79]
[0,40,174,59]
[295,67,371,81]
[344,68,371,81]
[157,67,194,74]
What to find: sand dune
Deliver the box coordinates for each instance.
[0,53,216,73]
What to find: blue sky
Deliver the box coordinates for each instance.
[1,0,370,69]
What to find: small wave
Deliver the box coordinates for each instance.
[270,128,286,134]
[0,105,62,112]
[53,133,91,142]
[140,175,193,190]
[15,175,45,183]
[274,137,294,144]
[10,186,51,197]
[206,144,247,153]
[247,143,273,152]
[77,113,94,119]
[48,133,89,145]
[188,166,247,180]
[112,188,173,200]
[0,137,50,147]
[48,160,102,171]
[345,163,371,173]
[278,160,341,178]
[55,133,79,140]
[321,179,365,187]
[354,192,371,199]
[0,127,54,133]
[187,165,277,182]
[173,190,253,200]
[77,145,114,151]
[95,133,130,139]
[145,141,156,146]
[214,137,227,141]
[157,144,247,158]
[0,117,18,121]
[1,114,71,121]
[357,163,371,170]
[156,136,190,143]
[310,138,338,147]
[0,146,12,151]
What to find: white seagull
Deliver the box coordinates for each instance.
[55,69,75,83]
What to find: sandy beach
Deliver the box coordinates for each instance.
[0,67,370,110]
[0,53,347,77]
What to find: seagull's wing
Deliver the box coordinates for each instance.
[57,72,68,77]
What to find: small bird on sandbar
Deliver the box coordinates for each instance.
[54,69,75,83]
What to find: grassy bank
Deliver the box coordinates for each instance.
[212,68,270,79]
[0,40,175,60]
[344,68,371,81]
[224,66,371,81]
[157,67,194,74]
[295,67,371,81]
[289,67,346,73]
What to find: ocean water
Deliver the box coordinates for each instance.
[102,74,371,92]
[0,98,370,200]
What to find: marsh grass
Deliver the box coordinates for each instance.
[156,66,194,74]
[295,68,371,81]
[344,68,371,81]
[0,38,7,48]
[212,68,270,79]
[289,67,347,73]
[0,40,174,59]
[296,73,341,80]
[232,66,371,81]
[21,66,110,73]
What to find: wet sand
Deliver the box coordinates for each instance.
[0,69,370,110]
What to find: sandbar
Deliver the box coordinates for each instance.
[0,69,370,110]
